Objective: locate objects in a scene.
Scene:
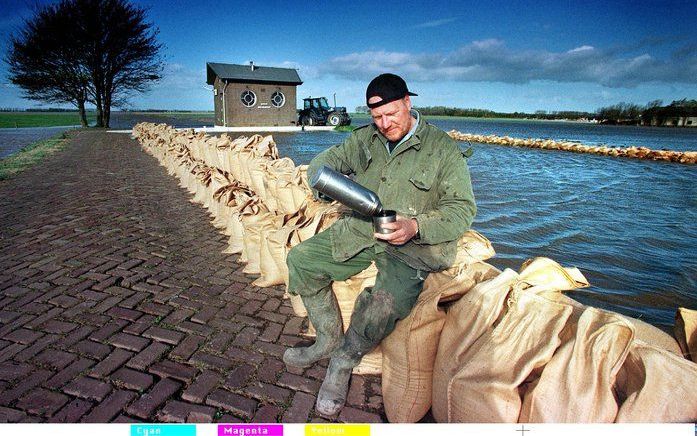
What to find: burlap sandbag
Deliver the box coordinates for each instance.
[519,307,635,423]
[250,134,279,160]
[212,184,236,231]
[260,158,296,213]
[184,161,202,194]
[224,212,245,256]
[221,183,255,237]
[297,202,345,241]
[202,137,221,169]
[252,211,306,287]
[192,165,212,205]
[518,257,589,290]
[449,230,496,270]
[208,169,232,223]
[226,144,247,183]
[215,135,233,173]
[274,166,311,215]
[445,289,572,422]
[240,206,282,275]
[431,269,520,422]
[675,307,697,362]
[382,261,500,423]
[231,135,278,186]
[234,150,256,187]
[546,293,683,356]
[228,197,263,261]
[615,340,697,422]
[247,158,271,205]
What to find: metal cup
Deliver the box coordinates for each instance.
[373,210,397,234]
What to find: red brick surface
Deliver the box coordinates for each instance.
[0,131,386,422]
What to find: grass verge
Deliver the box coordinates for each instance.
[334,125,356,132]
[0,112,95,128]
[0,133,69,180]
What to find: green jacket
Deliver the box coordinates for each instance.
[307,115,476,272]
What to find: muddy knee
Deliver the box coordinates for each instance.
[348,289,405,345]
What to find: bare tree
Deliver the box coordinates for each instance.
[73,0,163,127]
[6,4,91,126]
[6,0,163,128]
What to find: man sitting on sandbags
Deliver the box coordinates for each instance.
[283,73,477,416]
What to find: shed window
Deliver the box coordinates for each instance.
[271,91,286,108]
[241,90,256,107]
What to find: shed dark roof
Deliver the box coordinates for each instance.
[206,62,303,86]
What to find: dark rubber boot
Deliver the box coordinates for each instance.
[316,353,357,416]
[315,327,370,416]
[315,288,400,416]
[283,288,343,368]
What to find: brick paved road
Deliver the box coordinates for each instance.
[0,130,385,423]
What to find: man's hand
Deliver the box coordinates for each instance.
[374,215,419,245]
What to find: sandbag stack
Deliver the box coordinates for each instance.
[448,130,697,164]
[382,255,697,423]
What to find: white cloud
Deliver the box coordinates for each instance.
[567,45,594,53]
[318,40,697,88]
[412,18,458,29]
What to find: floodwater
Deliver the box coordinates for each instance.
[0,126,78,159]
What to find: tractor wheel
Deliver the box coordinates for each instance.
[328,113,341,126]
[301,115,314,126]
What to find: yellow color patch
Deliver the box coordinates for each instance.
[305,424,370,436]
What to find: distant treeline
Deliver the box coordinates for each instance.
[355,99,697,126]
[596,99,697,124]
[416,106,594,120]
[0,107,92,112]
[355,105,594,120]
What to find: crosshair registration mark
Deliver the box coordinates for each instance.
[516,424,532,435]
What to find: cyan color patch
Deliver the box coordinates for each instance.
[130,424,196,436]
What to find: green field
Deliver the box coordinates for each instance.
[0,133,69,180]
[0,112,96,128]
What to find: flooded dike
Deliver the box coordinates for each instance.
[120,113,697,328]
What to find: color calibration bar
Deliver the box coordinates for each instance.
[2,423,693,436]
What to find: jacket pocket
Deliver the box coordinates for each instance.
[406,167,437,213]
[409,167,436,191]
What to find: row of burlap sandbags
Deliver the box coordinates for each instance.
[132,123,336,283]
[133,123,386,374]
[382,255,697,423]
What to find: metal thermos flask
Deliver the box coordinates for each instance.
[309,166,383,216]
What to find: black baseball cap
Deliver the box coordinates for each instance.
[366,73,418,109]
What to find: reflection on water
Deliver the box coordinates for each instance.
[118,113,697,327]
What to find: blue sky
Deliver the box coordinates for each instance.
[1,0,695,112]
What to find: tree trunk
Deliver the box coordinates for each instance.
[94,99,103,128]
[94,81,104,127]
[77,99,88,127]
[103,93,111,128]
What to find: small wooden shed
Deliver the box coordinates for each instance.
[206,62,303,127]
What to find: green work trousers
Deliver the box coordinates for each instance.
[287,229,425,347]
